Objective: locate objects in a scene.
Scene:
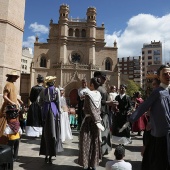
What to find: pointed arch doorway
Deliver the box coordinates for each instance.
[69,89,78,107]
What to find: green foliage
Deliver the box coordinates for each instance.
[126,80,140,97]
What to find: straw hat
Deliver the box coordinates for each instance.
[6,71,19,78]
[45,76,57,83]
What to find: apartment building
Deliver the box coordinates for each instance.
[21,47,33,74]
[142,40,162,89]
[118,56,142,87]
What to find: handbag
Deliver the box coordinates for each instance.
[5,105,19,119]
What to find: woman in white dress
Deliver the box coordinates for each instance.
[59,87,73,142]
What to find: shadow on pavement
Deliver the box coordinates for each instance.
[20,135,41,145]
[111,143,142,152]
[17,156,83,170]
[57,148,79,156]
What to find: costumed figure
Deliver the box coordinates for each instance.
[59,87,73,142]
[26,74,45,137]
[132,91,147,136]
[129,65,170,170]
[38,76,63,164]
[77,79,90,130]
[0,71,23,145]
[112,84,132,145]
[107,85,118,132]
[94,71,116,155]
[78,77,104,170]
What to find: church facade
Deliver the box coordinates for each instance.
[31,4,118,106]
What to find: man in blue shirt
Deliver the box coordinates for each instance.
[129,65,170,170]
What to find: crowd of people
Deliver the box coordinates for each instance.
[0,64,170,170]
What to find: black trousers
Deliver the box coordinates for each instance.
[142,135,170,170]
[8,139,19,159]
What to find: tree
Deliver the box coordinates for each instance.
[126,80,140,97]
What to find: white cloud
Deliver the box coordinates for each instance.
[29,22,49,34]
[105,13,170,63]
[22,36,35,49]
[23,15,170,63]
[23,22,49,51]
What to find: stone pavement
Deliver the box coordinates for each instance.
[13,130,143,170]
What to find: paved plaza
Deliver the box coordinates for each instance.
[13,130,143,170]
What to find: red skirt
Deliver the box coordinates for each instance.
[132,114,147,132]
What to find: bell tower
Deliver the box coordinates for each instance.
[58,4,69,63]
[0,0,25,104]
[86,7,96,65]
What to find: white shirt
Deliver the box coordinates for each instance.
[78,87,90,100]
[108,92,118,101]
[119,93,125,99]
[106,160,132,170]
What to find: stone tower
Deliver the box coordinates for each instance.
[86,7,96,65]
[58,4,69,63]
[0,0,26,104]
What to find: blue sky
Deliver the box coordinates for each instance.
[23,0,170,63]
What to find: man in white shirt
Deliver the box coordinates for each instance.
[108,85,118,131]
[105,145,132,170]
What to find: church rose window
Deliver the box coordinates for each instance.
[71,53,81,63]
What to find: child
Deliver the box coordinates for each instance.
[19,105,28,133]
[69,107,76,128]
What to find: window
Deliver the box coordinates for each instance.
[142,51,145,54]
[68,28,73,36]
[40,57,47,67]
[148,56,152,60]
[148,62,152,65]
[154,50,160,55]
[71,53,81,63]
[148,50,152,54]
[105,59,111,70]
[22,65,24,69]
[81,29,86,37]
[75,29,79,37]
[25,65,27,70]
